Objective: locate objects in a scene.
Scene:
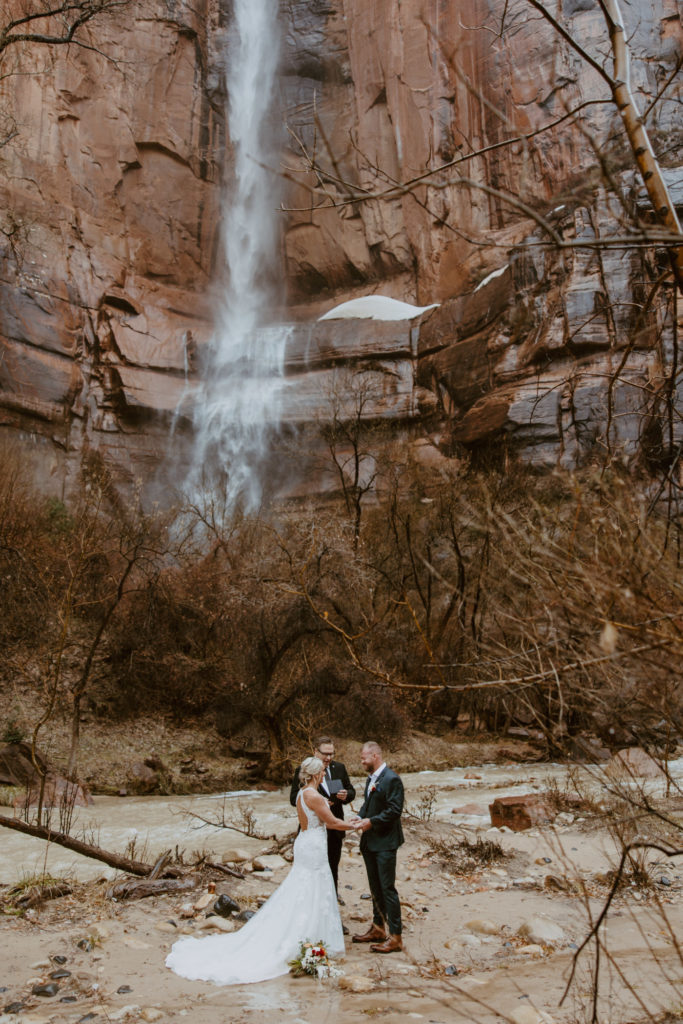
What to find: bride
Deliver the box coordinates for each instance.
[166,756,357,985]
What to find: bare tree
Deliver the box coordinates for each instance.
[0,0,129,62]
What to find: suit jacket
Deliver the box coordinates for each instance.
[289,760,356,821]
[358,766,404,852]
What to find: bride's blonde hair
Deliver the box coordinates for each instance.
[299,755,323,786]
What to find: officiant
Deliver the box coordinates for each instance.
[289,736,356,898]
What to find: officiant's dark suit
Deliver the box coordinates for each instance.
[356,758,404,945]
[289,752,355,893]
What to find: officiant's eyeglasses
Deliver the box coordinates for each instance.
[316,746,334,763]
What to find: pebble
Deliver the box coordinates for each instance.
[60,996,79,1003]
[193,892,214,912]
[517,917,565,946]
[3,1004,24,1015]
[519,944,544,956]
[32,983,59,998]
[108,1006,141,1022]
[508,1007,556,1024]
[154,922,177,934]
[196,916,235,932]
[51,956,68,965]
[49,970,71,979]
[466,919,500,935]
[30,962,51,970]
[116,986,133,995]
[141,1009,163,1022]
[213,894,240,917]
[338,976,376,993]
[219,849,250,864]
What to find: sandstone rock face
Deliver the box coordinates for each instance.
[0,0,680,493]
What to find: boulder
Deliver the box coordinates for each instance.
[0,742,47,786]
[128,762,159,794]
[606,747,667,780]
[564,733,611,763]
[517,916,565,946]
[17,774,93,806]
[7,746,94,809]
[489,793,554,831]
[465,919,500,935]
[252,854,288,872]
[451,803,488,815]
[220,849,251,864]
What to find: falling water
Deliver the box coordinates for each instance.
[189,0,289,511]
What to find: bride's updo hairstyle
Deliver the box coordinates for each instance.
[299,756,323,787]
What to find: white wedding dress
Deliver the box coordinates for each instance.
[166,789,344,985]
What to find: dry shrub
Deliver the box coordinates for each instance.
[427,831,509,875]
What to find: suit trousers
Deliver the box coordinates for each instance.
[327,828,343,893]
[362,847,401,935]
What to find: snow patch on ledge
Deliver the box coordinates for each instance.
[474,264,509,293]
[318,295,440,322]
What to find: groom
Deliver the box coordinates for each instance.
[351,741,404,953]
[289,735,356,896]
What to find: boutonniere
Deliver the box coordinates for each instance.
[370,783,380,794]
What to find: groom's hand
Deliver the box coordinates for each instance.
[355,818,372,832]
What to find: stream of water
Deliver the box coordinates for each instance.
[4,761,682,885]
[188,0,290,512]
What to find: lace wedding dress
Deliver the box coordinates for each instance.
[165,789,344,985]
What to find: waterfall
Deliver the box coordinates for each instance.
[189,0,289,512]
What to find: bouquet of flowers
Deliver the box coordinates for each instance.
[289,939,343,979]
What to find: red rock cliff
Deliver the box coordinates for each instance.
[0,0,681,490]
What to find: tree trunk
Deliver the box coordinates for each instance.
[0,814,154,876]
[599,0,683,292]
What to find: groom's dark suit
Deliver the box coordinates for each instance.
[289,760,356,892]
[358,766,404,936]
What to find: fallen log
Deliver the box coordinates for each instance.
[13,881,73,909]
[107,876,197,901]
[0,813,153,876]
[205,860,245,880]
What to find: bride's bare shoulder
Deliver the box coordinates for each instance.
[302,785,324,804]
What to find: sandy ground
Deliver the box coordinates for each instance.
[1,766,682,1024]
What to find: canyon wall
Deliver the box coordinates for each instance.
[0,0,681,496]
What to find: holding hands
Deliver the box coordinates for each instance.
[349,816,372,833]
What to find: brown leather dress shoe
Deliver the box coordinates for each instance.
[370,934,403,954]
[352,924,387,944]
